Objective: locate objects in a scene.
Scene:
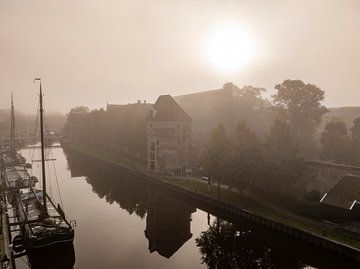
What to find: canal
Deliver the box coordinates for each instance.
[15,146,359,269]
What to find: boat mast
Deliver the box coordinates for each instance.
[10,93,16,159]
[35,78,47,214]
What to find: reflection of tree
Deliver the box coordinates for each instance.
[196,219,275,269]
[89,174,148,218]
[64,148,148,218]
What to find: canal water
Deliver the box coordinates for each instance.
[16,146,359,269]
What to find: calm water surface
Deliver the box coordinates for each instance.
[15,146,359,269]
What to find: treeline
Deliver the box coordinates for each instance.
[320,118,360,164]
[200,79,334,193]
[63,105,148,161]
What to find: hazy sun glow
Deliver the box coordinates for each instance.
[205,24,257,72]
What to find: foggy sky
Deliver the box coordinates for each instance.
[1,0,359,113]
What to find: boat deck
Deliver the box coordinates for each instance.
[4,165,33,189]
[19,189,71,239]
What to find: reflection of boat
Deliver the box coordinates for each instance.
[12,79,75,266]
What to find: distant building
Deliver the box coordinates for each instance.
[146,95,192,176]
[106,100,150,115]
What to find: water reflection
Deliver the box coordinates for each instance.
[27,244,75,269]
[66,147,196,258]
[145,190,195,258]
[196,219,303,269]
[66,151,148,218]
[63,147,360,269]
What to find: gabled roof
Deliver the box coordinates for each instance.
[149,95,192,122]
[321,175,360,209]
[147,232,192,258]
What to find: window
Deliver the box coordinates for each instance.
[150,151,155,160]
[150,142,155,151]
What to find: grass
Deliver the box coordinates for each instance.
[164,177,360,249]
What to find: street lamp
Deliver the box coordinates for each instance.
[1,254,9,268]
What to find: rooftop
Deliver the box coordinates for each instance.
[321,175,360,209]
[149,95,192,122]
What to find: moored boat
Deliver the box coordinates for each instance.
[11,79,75,267]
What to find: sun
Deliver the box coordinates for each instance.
[205,23,257,73]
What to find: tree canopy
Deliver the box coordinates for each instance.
[200,124,229,182]
[320,120,352,163]
[272,79,328,156]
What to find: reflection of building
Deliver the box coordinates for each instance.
[146,95,192,176]
[144,190,195,258]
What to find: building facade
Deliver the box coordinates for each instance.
[147,95,192,176]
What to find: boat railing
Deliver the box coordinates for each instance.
[45,193,72,228]
[17,197,36,236]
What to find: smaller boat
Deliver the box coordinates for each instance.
[0,95,35,192]
[2,165,37,190]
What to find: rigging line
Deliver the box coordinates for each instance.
[50,149,64,209]
[46,159,52,199]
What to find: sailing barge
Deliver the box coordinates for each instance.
[10,79,75,267]
[0,95,35,197]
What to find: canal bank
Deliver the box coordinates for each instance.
[0,194,16,269]
[63,142,360,262]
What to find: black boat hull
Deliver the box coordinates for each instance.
[26,238,75,269]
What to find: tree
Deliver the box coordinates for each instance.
[350,117,360,164]
[320,120,352,164]
[233,85,267,109]
[69,106,89,114]
[201,124,229,193]
[272,80,328,157]
[264,118,303,193]
[223,121,263,197]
